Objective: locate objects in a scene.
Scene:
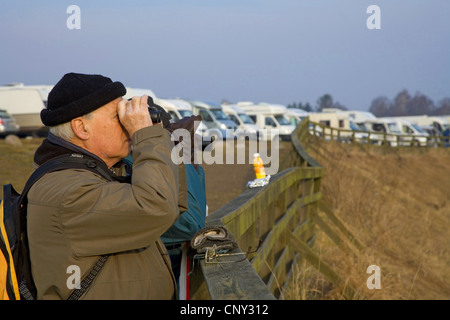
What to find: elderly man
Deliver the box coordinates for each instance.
[27,72,180,299]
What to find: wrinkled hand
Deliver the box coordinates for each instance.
[117,95,152,137]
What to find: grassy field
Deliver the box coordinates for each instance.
[284,138,450,300]
[0,137,43,199]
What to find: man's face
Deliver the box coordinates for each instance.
[86,97,131,167]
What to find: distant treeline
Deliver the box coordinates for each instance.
[288,90,450,117]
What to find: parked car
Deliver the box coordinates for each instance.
[0,109,20,136]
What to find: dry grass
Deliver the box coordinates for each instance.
[0,137,43,199]
[285,138,450,300]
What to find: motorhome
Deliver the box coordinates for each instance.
[361,118,410,146]
[236,102,295,141]
[308,111,350,130]
[321,109,376,123]
[285,108,310,127]
[187,100,237,140]
[385,115,449,136]
[221,104,260,140]
[0,85,49,136]
[160,98,194,122]
[380,117,429,146]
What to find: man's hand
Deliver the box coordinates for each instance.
[117,95,152,137]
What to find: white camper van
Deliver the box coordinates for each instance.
[187,100,237,140]
[236,102,295,141]
[160,98,195,122]
[386,115,449,136]
[380,117,429,147]
[309,110,350,130]
[221,104,260,140]
[362,118,405,146]
[0,85,48,136]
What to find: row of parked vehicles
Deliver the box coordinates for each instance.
[1,84,449,147]
[306,108,450,147]
[0,84,298,143]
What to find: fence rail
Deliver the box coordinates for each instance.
[309,121,450,148]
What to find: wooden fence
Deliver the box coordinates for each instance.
[189,116,444,300]
[309,121,450,148]
[189,118,324,300]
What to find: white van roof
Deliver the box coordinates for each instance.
[124,87,157,100]
[238,102,287,115]
[188,100,222,109]
[286,108,309,116]
[164,98,193,110]
[222,104,246,114]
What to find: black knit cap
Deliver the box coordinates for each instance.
[41,72,127,126]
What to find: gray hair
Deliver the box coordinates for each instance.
[49,112,94,142]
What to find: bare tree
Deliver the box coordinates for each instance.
[369,96,390,117]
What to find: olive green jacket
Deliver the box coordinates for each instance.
[27,125,180,300]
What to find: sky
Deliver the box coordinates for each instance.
[0,0,449,111]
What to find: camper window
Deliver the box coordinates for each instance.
[239,113,255,124]
[179,110,194,118]
[274,114,290,125]
[265,117,277,127]
[210,110,229,121]
[387,123,401,134]
[411,123,425,133]
[228,114,240,126]
[402,125,413,134]
[168,111,180,122]
[199,109,213,122]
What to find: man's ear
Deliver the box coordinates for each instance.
[71,117,89,140]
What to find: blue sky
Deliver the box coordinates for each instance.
[1,0,449,111]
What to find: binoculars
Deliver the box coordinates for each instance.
[127,98,162,123]
[148,107,162,124]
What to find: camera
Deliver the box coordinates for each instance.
[148,107,162,124]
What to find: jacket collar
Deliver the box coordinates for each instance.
[34,132,105,166]
[33,133,131,177]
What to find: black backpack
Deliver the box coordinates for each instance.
[1,154,124,300]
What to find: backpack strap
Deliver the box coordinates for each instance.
[19,154,120,205]
[66,255,109,300]
[21,154,127,300]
